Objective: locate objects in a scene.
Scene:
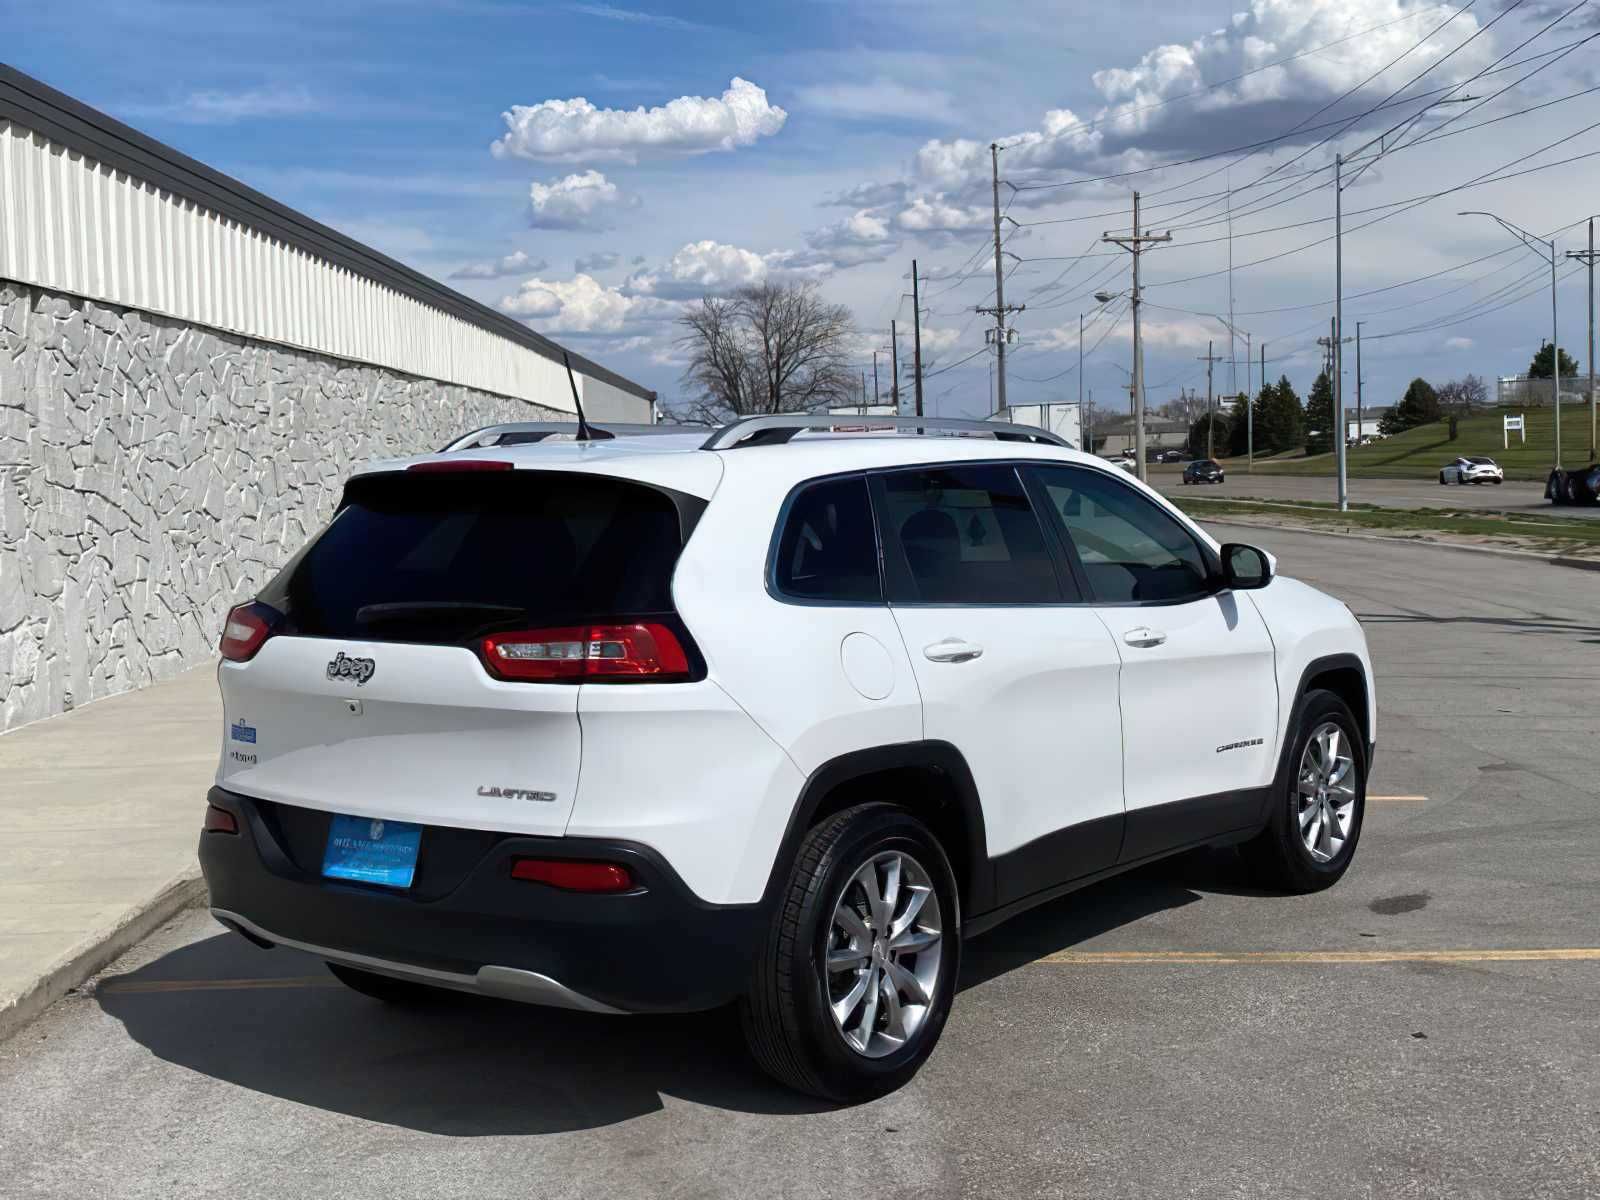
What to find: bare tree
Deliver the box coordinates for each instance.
[676,281,857,422]
[1437,373,1488,414]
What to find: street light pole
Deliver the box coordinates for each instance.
[1566,217,1597,460]
[1334,153,1348,512]
[1462,211,1561,470]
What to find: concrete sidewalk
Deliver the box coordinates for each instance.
[0,664,218,1040]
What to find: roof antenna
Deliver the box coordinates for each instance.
[563,351,596,442]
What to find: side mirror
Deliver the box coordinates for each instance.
[1221,543,1273,590]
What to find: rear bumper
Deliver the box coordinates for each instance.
[198,787,766,1013]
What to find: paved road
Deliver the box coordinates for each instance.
[1155,470,1599,518]
[3,528,1599,1199]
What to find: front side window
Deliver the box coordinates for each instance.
[773,476,882,602]
[875,464,1063,604]
[1031,465,1213,604]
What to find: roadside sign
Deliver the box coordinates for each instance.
[1504,414,1525,448]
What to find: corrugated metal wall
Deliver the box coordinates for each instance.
[0,119,629,415]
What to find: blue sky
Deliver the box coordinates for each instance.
[12,0,1600,422]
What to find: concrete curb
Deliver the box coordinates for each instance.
[1194,515,1600,570]
[0,866,206,1044]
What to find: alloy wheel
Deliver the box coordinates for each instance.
[1297,722,1357,863]
[825,851,944,1059]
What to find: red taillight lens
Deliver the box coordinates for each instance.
[481,623,691,682]
[406,459,513,473]
[510,858,636,893]
[203,805,239,835]
[219,603,275,662]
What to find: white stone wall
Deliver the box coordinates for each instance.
[0,280,562,733]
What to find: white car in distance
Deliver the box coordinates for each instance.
[1439,455,1504,485]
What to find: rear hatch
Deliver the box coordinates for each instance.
[217,465,703,837]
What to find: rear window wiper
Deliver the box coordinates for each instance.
[355,601,525,626]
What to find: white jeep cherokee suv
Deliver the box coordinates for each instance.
[200,415,1375,1101]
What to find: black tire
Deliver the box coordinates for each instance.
[1565,473,1583,505]
[1240,689,1366,894]
[325,961,447,1005]
[1549,470,1568,504]
[741,803,961,1102]
[1492,478,1502,485]
[1439,472,1448,485]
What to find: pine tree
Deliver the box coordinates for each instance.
[1304,371,1334,454]
[1227,393,1251,457]
[1257,374,1304,455]
[1380,377,1441,434]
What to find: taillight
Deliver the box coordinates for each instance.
[219,602,277,662]
[481,622,691,682]
[203,805,239,835]
[510,858,636,893]
[406,459,513,473]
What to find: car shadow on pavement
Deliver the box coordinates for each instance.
[99,849,1263,1134]
[959,846,1269,991]
[97,928,833,1135]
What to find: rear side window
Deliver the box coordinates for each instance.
[875,464,1062,604]
[773,476,881,602]
[261,471,692,644]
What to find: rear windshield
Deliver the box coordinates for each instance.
[260,471,695,644]
[1468,457,1497,465]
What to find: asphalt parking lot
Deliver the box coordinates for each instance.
[3,525,1597,1200]
[1155,469,1598,519]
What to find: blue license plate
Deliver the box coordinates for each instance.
[322,814,422,888]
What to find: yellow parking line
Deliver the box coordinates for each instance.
[1368,794,1427,802]
[99,976,341,994]
[1036,948,1600,965]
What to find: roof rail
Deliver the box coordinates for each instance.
[439,421,704,453]
[700,414,1072,452]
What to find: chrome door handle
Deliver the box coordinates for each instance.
[924,639,984,664]
[1123,627,1167,648]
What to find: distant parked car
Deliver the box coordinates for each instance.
[1439,456,1503,485]
[1547,463,1600,506]
[1160,449,1185,463]
[1183,459,1225,484]
[1113,456,1138,472]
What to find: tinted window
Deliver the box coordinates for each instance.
[1032,465,1212,604]
[773,476,882,602]
[876,464,1061,604]
[263,471,688,643]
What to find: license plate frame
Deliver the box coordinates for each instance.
[321,813,422,888]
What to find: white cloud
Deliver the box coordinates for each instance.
[527,170,634,230]
[575,250,622,273]
[802,209,898,267]
[491,77,787,164]
[624,239,834,299]
[499,273,678,334]
[906,0,1493,193]
[795,80,956,122]
[820,180,911,209]
[450,250,548,280]
[122,85,320,125]
[1445,336,1474,350]
[919,326,962,355]
[894,193,990,234]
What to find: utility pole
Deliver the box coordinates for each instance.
[911,259,925,418]
[1086,388,1094,455]
[1198,341,1222,461]
[872,350,880,409]
[977,144,1025,416]
[1334,154,1347,512]
[1078,312,1084,436]
[1318,319,1354,508]
[1102,190,1171,482]
[861,370,868,414]
[1355,321,1365,446]
[1566,217,1597,460]
[889,320,900,413]
[1254,341,1263,472]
